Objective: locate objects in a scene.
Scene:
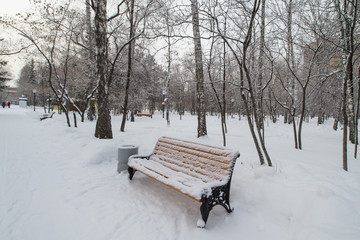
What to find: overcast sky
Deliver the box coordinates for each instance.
[0,0,31,16]
[0,0,32,86]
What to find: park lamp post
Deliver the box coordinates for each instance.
[32,89,37,111]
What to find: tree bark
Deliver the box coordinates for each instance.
[342,62,349,171]
[85,0,96,122]
[120,0,135,132]
[286,0,296,125]
[222,40,227,135]
[257,0,266,135]
[191,0,207,138]
[355,66,360,158]
[94,0,113,139]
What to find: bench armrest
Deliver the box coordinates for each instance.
[128,155,150,161]
[128,155,151,180]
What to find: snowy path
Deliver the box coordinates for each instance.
[1,107,360,240]
[0,109,83,239]
[0,109,206,240]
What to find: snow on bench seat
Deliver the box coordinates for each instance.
[127,136,240,227]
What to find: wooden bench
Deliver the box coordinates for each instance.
[127,136,240,227]
[136,113,152,118]
[40,111,55,121]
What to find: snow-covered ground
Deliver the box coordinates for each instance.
[1,106,360,240]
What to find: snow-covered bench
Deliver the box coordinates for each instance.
[40,112,55,121]
[127,136,240,228]
[136,113,152,118]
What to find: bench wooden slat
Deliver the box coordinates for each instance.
[152,150,229,180]
[137,113,152,118]
[161,136,232,153]
[156,141,233,165]
[159,137,234,159]
[154,145,231,173]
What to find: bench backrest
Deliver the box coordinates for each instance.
[150,136,239,184]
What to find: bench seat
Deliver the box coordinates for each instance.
[136,113,152,118]
[128,136,240,227]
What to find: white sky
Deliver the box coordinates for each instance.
[0,0,32,86]
[0,0,31,16]
[0,0,188,87]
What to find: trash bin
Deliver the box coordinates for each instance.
[117,145,138,173]
[19,97,28,108]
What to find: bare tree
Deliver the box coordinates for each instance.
[191,0,207,138]
[334,0,359,171]
[206,0,272,166]
[120,0,136,132]
[2,2,88,127]
[257,0,266,137]
[91,0,154,137]
[0,40,11,91]
[92,0,113,138]
[84,0,97,122]
[206,14,228,146]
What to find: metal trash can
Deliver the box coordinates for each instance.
[117,145,138,173]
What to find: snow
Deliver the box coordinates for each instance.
[1,106,360,239]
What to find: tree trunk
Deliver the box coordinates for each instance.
[292,114,298,149]
[85,0,96,122]
[222,37,227,134]
[120,0,135,132]
[130,109,135,122]
[208,21,226,146]
[257,0,265,134]
[166,14,172,126]
[65,110,71,127]
[341,52,353,171]
[342,70,348,171]
[94,0,113,139]
[355,66,360,158]
[335,0,359,169]
[286,0,297,126]
[191,0,207,138]
[73,112,77,127]
[242,90,265,165]
[347,64,356,144]
[333,101,342,131]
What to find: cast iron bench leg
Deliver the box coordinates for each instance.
[128,167,136,180]
[199,195,212,227]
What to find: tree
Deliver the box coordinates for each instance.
[85,0,97,121]
[334,0,359,171]
[206,14,228,146]
[0,39,11,91]
[120,0,136,132]
[257,0,266,136]
[17,60,39,102]
[275,41,322,150]
[93,0,112,138]
[91,0,155,137]
[207,0,272,166]
[191,0,207,138]
[28,59,36,84]
[0,59,10,91]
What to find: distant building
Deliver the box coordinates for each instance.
[0,87,18,105]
